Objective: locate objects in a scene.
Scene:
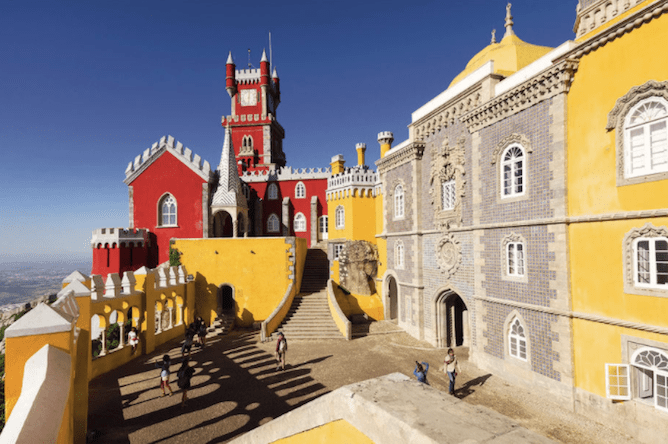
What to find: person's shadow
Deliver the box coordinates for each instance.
[454,373,492,399]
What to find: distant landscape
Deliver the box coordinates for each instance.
[0,260,92,307]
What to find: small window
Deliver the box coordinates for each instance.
[294,213,306,232]
[394,185,404,219]
[507,242,525,276]
[634,238,668,288]
[605,364,632,401]
[267,214,280,233]
[335,206,345,229]
[242,135,254,153]
[268,183,278,200]
[508,317,527,361]
[319,215,328,240]
[501,145,525,198]
[333,244,344,260]
[159,194,177,226]
[295,182,306,199]
[442,180,455,211]
[395,241,404,269]
[624,98,668,179]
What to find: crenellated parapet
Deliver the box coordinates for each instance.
[242,165,331,183]
[326,164,379,200]
[91,227,149,248]
[574,0,646,39]
[123,135,213,185]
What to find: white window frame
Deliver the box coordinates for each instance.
[624,98,668,179]
[605,364,632,401]
[508,317,528,362]
[268,183,278,200]
[500,144,526,199]
[335,206,345,229]
[158,194,177,227]
[319,215,328,240]
[395,241,404,269]
[631,347,668,412]
[267,213,280,233]
[441,180,455,211]
[295,181,306,199]
[293,212,306,232]
[333,244,344,261]
[506,242,525,277]
[633,237,668,290]
[394,185,404,219]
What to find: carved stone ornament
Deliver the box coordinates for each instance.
[436,234,461,279]
[623,223,668,288]
[429,134,466,230]
[339,240,379,296]
[491,133,532,164]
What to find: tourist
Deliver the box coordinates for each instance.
[155,354,173,397]
[275,332,287,371]
[182,327,195,358]
[444,348,460,395]
[197,316,207,348]
[414,361,429,384]
[177,357,196,408]
[128,326,139,354]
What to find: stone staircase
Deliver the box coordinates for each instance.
[272,248,345,340]
[211,310,235,335]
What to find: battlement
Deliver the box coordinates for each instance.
[123,135,213,184]
[221,113,278,126]
[89,266,188,300]
[236,68,261,84]
[327,165,378,197]
[242,165,331,183]
[91,227,149,248]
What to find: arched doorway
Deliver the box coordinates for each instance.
[386,276,398,320]
[217,284,235,313]
[213,211,233,237]
[435,290,469,348]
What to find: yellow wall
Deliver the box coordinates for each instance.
[328,192,377,244]
[174,237,306,327]
[567,12,668,217]
[332,280,384,321]
[270,419,373,444]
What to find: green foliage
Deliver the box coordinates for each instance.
[169,247,181,267]
[92,320,133,358]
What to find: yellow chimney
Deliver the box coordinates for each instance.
[356,143,366,166]
[330,154,345,175]
[378,132,394,158]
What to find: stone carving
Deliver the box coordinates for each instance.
[429,134,466,229]
[623,223,668,289]
[436,234,461,279]
[339,241,379,296]
[491,133,532,164]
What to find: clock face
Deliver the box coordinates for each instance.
[240,89,257,107]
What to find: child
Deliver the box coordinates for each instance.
[127,327,139,354]
[275,332,287,371]
[155,354,173,397]
[177,358,196,408]
[414,361,429,384]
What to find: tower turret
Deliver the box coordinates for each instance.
[378,132,394,158]
[356,143,366,166]
[260,49,270,86]
[226,52,237,98]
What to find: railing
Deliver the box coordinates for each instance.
[327,280,352,340]
[261,282,295,342]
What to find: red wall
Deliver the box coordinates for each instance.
[91,243,150,280]
[130,152,208,265]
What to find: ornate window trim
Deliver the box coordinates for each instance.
[435,234,461,279]
[335,205,345,229]
[608,81,668,186]
[492,134,532,204]
[157,193,177,227]
[393,184,404,220]
[429,134,466,230]
[395,240,405,270]
[293,212,306,232]
[267,213,280,233]
[295,181,306,199]
[623,223,668,298]
[503,311,531,370]
[501,233,528,283]
[267,183,279,200]
[388,179,407,222]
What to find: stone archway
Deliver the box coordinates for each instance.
[217,284,235,313]
[213,211,234,237]
[435,290,469,348]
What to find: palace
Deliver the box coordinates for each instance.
[2,1,668,442]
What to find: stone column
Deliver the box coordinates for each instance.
[282,197,290,236]
[232,216,238,238]
[119,323,125,348]
[155,310,162,334]
[310,196,318,247]
[450,304,456,347]
[167,307,174,330]
[176,305,183,326]
[463,309,470,347]
[100,329,107,356]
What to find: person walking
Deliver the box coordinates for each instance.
[275,332,287,371]
[444,348,460,395]
[155,354,174,397]
[414,361,430,384]
[182,326,195,358]
[197,317,207,348]
[127,326,139,354]
[177,357,196,408]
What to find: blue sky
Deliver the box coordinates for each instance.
[0,0,577,262]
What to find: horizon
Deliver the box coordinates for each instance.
[1,0,578,262]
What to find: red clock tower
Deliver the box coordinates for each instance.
[223,50,286,175]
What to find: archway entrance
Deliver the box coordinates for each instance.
[217,284,234,313]
[213,211,233,238]
[435,290,469,348]
[386,276,398,320]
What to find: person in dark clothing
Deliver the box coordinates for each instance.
[177,357,196,408]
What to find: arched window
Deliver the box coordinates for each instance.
[267,214,280,233]
[295,181,306,199]
[634,236,668,288]
[394,185,404,219]
[242,135,254,153]
[395,241,404,269]
[632,347,668,412]
[294,213,306,232]
[508,317,527,361]
[335,206,345,229]
[268,183,278,200]
[624,98,668,178]
[159,194,177,226]
[501,145,525,198]
[506,241,525,277]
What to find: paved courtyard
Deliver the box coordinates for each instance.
[88,322,642,443]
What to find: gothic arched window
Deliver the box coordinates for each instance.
[394,185,404,219]
[624,98,668,178]
[267,214,280,233]
[294,213,306,232]
[268,183,278,200]
[295,182,306,199]
[159,194,177,226]
[501,145,525,198]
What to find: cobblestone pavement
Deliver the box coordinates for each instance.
[88,322,642,443]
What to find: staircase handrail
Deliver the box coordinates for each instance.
[261,282,295,342]
[327,279,352,340]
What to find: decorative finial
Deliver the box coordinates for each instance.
[491,29,497,44]
[504,3,514,37]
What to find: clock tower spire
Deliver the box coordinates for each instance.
[222,48,285,175]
